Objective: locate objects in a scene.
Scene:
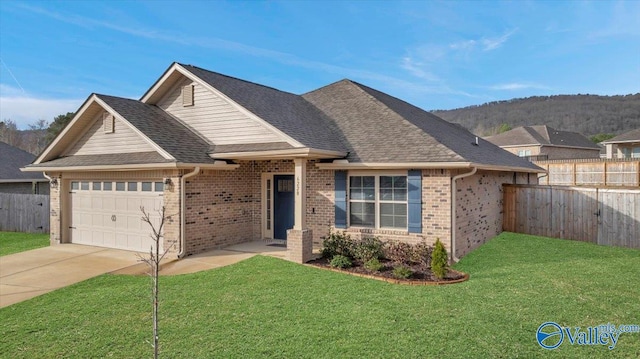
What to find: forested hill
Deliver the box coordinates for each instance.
[432,94,640,137]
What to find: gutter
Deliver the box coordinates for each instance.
[178,167,200,259]
[450,167,477,263]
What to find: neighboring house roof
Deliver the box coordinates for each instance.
[485,125,600,150]
[28,62,542,173]
[0,141,46,182]
[601,128,640,144]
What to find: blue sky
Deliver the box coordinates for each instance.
[1,0,639,129]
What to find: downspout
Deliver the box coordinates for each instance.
[451,167,477,263]
[178,167,200,259]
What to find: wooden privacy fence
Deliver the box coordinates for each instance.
[503,184,639,249]
[535,159,640,186]
[0,193,50,233]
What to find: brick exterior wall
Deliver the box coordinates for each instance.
[182,160,297,255]
[305,161,334,245]
[162,172,181,257]
[454,170,538,258]
[49,177,62,245]
[49,162,537,261]
[340,169,453,252]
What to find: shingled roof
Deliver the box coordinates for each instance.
[485,125,599,150]
[97,94,216,164]
[303,80,540,170]
[0,141,46,181]
[602,128,640,144]
[31,63,542,173]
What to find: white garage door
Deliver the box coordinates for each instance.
[70,180,164,252]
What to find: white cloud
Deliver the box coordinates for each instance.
[400,56,439,82]
[447,28,518,53]
[449,40,477,51]
[481,29,518,51]
[0,85,82,129]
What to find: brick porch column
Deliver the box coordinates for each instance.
[287,158,313,263]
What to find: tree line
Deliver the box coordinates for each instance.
[432,94,640,138]
[0,113,74,155]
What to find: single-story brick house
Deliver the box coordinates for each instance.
[25,62,542,262]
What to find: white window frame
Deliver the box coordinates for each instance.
[347,170,408,230]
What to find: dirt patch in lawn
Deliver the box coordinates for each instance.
[307,258,469,286]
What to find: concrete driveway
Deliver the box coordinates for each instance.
[0,245,143,308]
[0,241,289,308]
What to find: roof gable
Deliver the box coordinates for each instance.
[96,95,215,164]
[34,94,174,165]
[0,141,44,181]
[176,64,348,153]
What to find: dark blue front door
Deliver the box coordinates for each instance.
[274,175,295,240]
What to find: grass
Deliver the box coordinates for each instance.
[1,232,639,358]
[0,231,49,256]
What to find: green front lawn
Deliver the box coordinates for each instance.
[0,231,49,256]
[1,233,639,358]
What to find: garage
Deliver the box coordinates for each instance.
[70,180,164,252]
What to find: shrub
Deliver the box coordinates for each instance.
[330,255,352,269]
[364,258,383,272]
[431,238,448,279]
[411,241,433,270]
[392,265,412,279]
[352,237,384,262]
[321,229,354,259]
[383,240,413,265]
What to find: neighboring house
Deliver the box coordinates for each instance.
[484,125,601,160]
[601,129,640,159]
[24,62,542,262]
[0,141,49,195]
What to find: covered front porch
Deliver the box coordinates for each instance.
[183,154,339,263]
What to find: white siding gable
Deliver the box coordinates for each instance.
[65,112,155,156]
[158,77,285,145]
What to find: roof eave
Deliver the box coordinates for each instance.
[211,148,347,160]
[315,161,544,173]
[471,163,545,174]
[22,162,239,172]
[602,139,640,145]
[315,162,474,170]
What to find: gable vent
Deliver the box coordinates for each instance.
[182,84,194,107]
[103,113,114,133]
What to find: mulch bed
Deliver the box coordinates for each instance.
[306,257,469,286]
